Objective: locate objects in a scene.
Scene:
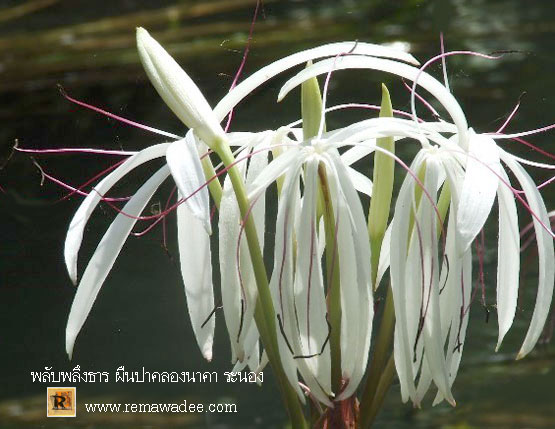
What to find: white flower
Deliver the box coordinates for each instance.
[64,131,216,360]
[281,52,554,406]
[65,28,238,361]
[247,135,373,405]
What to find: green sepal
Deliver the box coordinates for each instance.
[301,60,325,140]
[368,83,395,286]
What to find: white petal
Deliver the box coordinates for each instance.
[329,118,435,147]
[433,245,472,405]
[347,166,373,197]
[501,153,555,358]
[219,168,245,361]
[214,42,418,120]
[390,153,425,403]
[65,143,170,284]
[294,157,331,395]
[376,224,392,287]
[219,147,264,364]
[417,157,454,405]
[136,28,226,148]
[247,148,300,199]
[166,132,211,234]
[278,56,468,146]
[456,132,500,253]
[66,166,169,358]
[341,144,375,166]
[495,168,520,350]
[271,158,333,406]
[269,159,306,402]
[177,191,214,361]
[325,153,373,400]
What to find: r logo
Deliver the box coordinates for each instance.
[47,387,76,417]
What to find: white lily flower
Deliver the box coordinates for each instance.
[60,29,553,423]
[282,52,553,407]
[247,126,376,404]
[64,131,218,360]
[65,29,264,361]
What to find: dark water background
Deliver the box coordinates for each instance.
[1,0,554,427]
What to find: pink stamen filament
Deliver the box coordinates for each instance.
[32,159,129,202]
[410,50,502,126]
[490,123,555,140]
[496,93,525,133]
[16,147,137,156]
[506,136,555,161]
[224,0,261,132]
[58,85,182,140]
[402,79,441,119]
[317,44,361,139]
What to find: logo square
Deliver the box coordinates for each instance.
[47,387,76,417]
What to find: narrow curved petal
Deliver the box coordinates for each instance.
[269,158,309,403]
[347,166,373,197]
[214,42,418,120]
[219,163,248,362]
[390,153,425,403]
[418,157,455,406]
[326,152,373,400]
[501,153,555,359]
[219,145,267,364]
[136,28,226,149]
[376,224,392,287]
[294,157,331,398]
[177,191,214,361]
[433,245,472,405]
[341,141,375,166]
[495,168,520,350]
[277,56,468,144]
[66,166,169,358]
[166,132,211,233]
[65,143,170,284]
[456,133,500,253]
[247,148,299,199]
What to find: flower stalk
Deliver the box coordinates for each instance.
[360,85,396,427]
[318,163,342,392]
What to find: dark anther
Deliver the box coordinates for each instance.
[347,40,359,55]
[236,299,245,342]
[277,314,295,355]
[201,302,223,329]
[294,314,333,359]
[439,255,450,295]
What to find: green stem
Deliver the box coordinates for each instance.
[215,143,307,429]
[359,285,395,428]
[200,155,222,209]
[318,163,342,392]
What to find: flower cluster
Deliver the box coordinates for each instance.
[62,27,554,418]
